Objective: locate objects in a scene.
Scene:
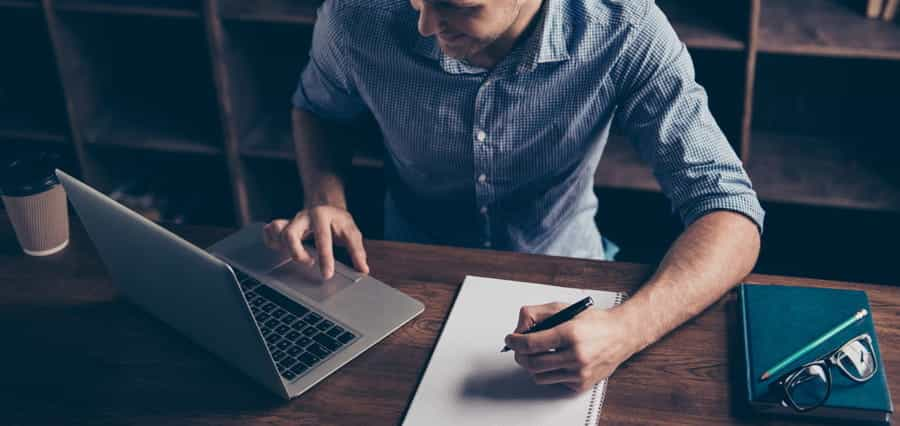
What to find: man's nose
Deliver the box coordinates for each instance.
[417,4,439,37]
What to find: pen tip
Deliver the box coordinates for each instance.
[500,347,510,353]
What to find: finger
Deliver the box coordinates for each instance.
[505,327,569,355]
[515,349,578,374]
[313,218,334,279]
[344,229,369,274]
[282,214,314,265]
[263,219,289,250]
[514,302,569,333]
[532,369,580,385]
[332,222,369,274]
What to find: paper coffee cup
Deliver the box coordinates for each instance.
[1,154,70,256]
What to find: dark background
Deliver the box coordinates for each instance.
[1,0,898,286]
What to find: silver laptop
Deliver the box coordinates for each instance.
[56,169,424,399]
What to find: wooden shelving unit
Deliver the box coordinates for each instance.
[1,0,897,229]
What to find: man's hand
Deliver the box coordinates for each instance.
[262,206,370,280]
[504,303,645,392]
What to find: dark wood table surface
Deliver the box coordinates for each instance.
[1,214,897,425]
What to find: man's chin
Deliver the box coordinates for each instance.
[437,43,470,60]
[437,39,484,62]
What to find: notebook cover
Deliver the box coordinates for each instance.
[739,284,893,419]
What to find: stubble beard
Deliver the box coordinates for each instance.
[439,0,523,64]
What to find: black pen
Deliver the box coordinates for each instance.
[501,296,594,352]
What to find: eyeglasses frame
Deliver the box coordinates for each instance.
[776,333,877,413]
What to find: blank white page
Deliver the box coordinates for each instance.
[403,275,624,426]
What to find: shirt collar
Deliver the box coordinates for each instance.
[520,0,570,71]
[411,0,570,74]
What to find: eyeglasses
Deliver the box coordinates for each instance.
[775,333,878,412]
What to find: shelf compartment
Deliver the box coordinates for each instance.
[748,55,900,211]
[218,0,319,24]
[759,0,900,61]
[53,0,201,18]
[657,0,746,51]
[222,22,310,158]
[53,13,223,154]
[86,145,235,225]
[749,131,900,212]
[751,55,899,143]
[221,21,384,164]
[0,8,69,144]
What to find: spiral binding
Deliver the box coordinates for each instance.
[585,291,628,426]
[584,381,603,426]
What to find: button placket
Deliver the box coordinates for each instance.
[473,74,496,250]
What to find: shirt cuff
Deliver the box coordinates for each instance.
[679,193,766,234]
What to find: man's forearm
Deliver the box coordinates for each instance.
[616,210,761,351]
[292,108,349,209]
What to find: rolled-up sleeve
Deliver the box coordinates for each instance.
[292,1,366,120]
[612,3,765,233]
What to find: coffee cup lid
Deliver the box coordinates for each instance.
[0,152,61,198]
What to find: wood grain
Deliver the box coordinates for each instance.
[759,0,900,61]
[1,215,897,425]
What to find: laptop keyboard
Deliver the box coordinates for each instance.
[231,267,358,382]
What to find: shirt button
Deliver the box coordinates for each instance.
[483,241,492,248]
[480,206,488,215]
[476,130,487,143]
[477,174,487,184]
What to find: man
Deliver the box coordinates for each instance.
[263,0,764,392]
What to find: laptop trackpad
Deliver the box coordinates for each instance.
[266,261,355,303]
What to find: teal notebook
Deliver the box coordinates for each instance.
[738,284,893,424]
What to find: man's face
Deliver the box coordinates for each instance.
[410,0,522,61]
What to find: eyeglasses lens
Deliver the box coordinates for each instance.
[786,364,829,410]
[835,338,877,380]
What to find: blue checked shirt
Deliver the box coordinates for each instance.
[293,0,765,260]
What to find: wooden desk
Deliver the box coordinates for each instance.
[1,216,897,425]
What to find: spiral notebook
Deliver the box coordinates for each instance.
[403,275,626,426]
